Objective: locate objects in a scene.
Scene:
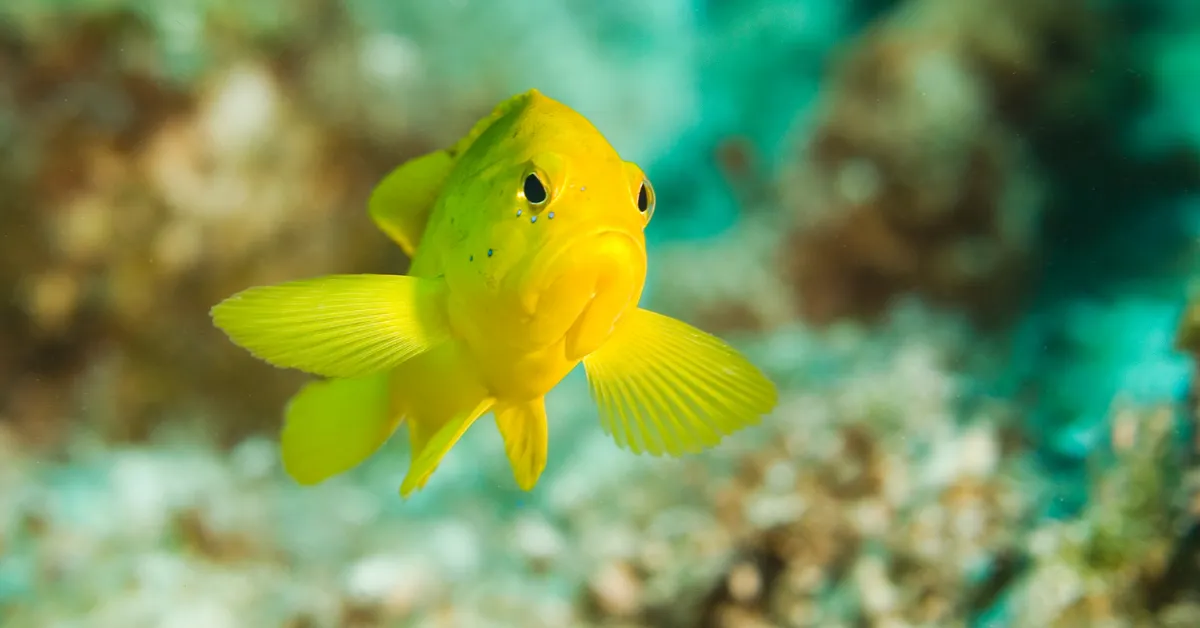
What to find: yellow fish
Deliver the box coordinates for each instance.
[210,89,778,497]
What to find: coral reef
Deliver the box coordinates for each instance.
[1009,406,1200,626]
[0,306,1030,628]
[768,0,1200,508]
[775,0,1105,327]
[3,0,1200,626]
[0,8,422,448]
[5,302,1194,627]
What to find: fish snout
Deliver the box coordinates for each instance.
[516,231,645,357]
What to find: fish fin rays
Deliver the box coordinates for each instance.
[581,308,778,457]
[400,396,495,497]
[210,274,450,378]
[369,90,538,256]
[494,398,549,491]
[281,372,402,485]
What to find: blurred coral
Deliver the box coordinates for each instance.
[0,9,429,447]
[777,0,1102,327]
[1010,406,1199,626]
[0,306,1042,628]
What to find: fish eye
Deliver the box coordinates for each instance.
[523,172,549,205]
[637,179,655,218]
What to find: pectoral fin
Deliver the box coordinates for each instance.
[582,308,777,456]
[494,398,549,491]
[281,372,400,485]
[211,274,449,378]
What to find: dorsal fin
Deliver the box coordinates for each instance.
[367,89,540,257]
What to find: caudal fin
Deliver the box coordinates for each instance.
[281,371,402,485]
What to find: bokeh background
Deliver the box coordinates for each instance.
[2,0,1200,626]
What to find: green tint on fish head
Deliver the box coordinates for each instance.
[439,91,653,368]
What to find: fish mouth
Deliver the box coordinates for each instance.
[512,230,644,356]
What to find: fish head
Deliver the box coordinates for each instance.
[441,90,652,362]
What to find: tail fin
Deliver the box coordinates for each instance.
[281,371,402,485]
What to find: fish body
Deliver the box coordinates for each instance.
[419,93,649,400]
[211,89,778,497]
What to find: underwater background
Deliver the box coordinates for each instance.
[2,0,1200,626]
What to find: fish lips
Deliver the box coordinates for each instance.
[511,230,646,356]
